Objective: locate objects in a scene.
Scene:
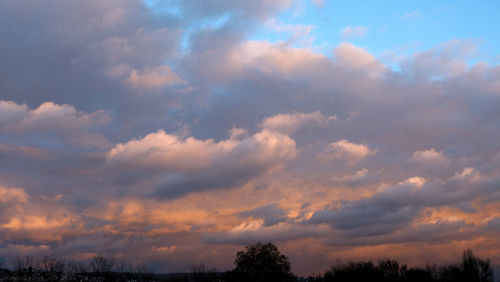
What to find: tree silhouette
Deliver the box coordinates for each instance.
[231,242,295,282]
[440,249,493,282]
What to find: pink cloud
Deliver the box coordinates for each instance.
[320,139,376,164]
[261,111,336,134]
[126,65,185,89]
[410,148,450,166]
[334,43,385,74]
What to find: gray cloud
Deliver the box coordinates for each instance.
[308,170,500,237]
[202,223,326,245]
[238,203,288,226]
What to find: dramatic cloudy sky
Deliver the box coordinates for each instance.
[1,0,500,275]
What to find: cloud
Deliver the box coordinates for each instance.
[399,39,478,78]
[265,18,315,45]
[238,203,288,226]
[202,221,326,245]
[330,169,374,187]
[410,148,450,165]
[0,185,82,244]
[170,0,292,20]
[0,100,111,147]
[106,127,296,197]
[125,65,185,89]
[2,215,71,231]
[261,111,336,134]
[340,25,367,39]
[334,43,385,74]
[20,102,109,131]
[322,219,476,247]
[106,129,296,172]
[485,217,500,231]
[320,139,375,164]
[308,169,500,238]
[231,40,326,76]
[0,100,29,126]
[0,144,51,161]
[0,186,29,204]
[401,176,426,188]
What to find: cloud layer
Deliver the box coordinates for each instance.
[0,0,500,276]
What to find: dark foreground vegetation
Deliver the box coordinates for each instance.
[308,248,494,282]
[0,243,495,281]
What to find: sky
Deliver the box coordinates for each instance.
[1,0,500,276]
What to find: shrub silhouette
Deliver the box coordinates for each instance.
[229,242,295,282]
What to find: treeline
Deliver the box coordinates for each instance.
[0,244,495,282]
[184,247,495,282]
[0,255,152,281]
[307,249,494,282]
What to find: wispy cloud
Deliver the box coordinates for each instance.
[340,25,367,39]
